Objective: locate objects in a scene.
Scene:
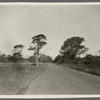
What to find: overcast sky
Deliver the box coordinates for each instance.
[0,3,100,58]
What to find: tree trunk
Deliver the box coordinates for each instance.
[36,54,39,66]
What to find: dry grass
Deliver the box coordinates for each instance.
[0,63,46,95]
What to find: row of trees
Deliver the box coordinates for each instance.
[0,45,25,63]
[28,54,53,63]
[1,33,100,74]
[0,34,53,66]
[53,36,100,75]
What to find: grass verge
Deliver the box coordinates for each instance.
[63,64,100,76]
[0,63,46,95]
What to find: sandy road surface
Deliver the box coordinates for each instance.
[25,63,100,95]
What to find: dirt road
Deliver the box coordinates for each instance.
[25,63,100,94]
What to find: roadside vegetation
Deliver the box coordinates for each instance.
[1,33,100,79]
[0,34,53,64]
[53,36,100,76]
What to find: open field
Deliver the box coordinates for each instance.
[0,63,46,95]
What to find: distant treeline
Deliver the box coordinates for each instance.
[0,51,53,63]
[0,34,53,63]
[53,36,100,75]
[1,35,100,75]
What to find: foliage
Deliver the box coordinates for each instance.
[54,36,100,75]
[28,34,47,54]
[13,44,24,54]
[59,36,88,62]
[81,54,100,68]
[70,54,100,75]
[54,36,87,64]
[28,56,36,62]
[7,53,23,62]
[0,54,7,62]
[39,54,53,63]
[28,34,47,66]
[53,55,64,64]
[7,44,24,63]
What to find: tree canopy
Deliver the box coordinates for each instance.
[9,44,24,62]
[28,34,47,66]
[13,44,24,54]
[60,36,88,61]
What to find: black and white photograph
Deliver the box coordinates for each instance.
[0,3,100,96]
